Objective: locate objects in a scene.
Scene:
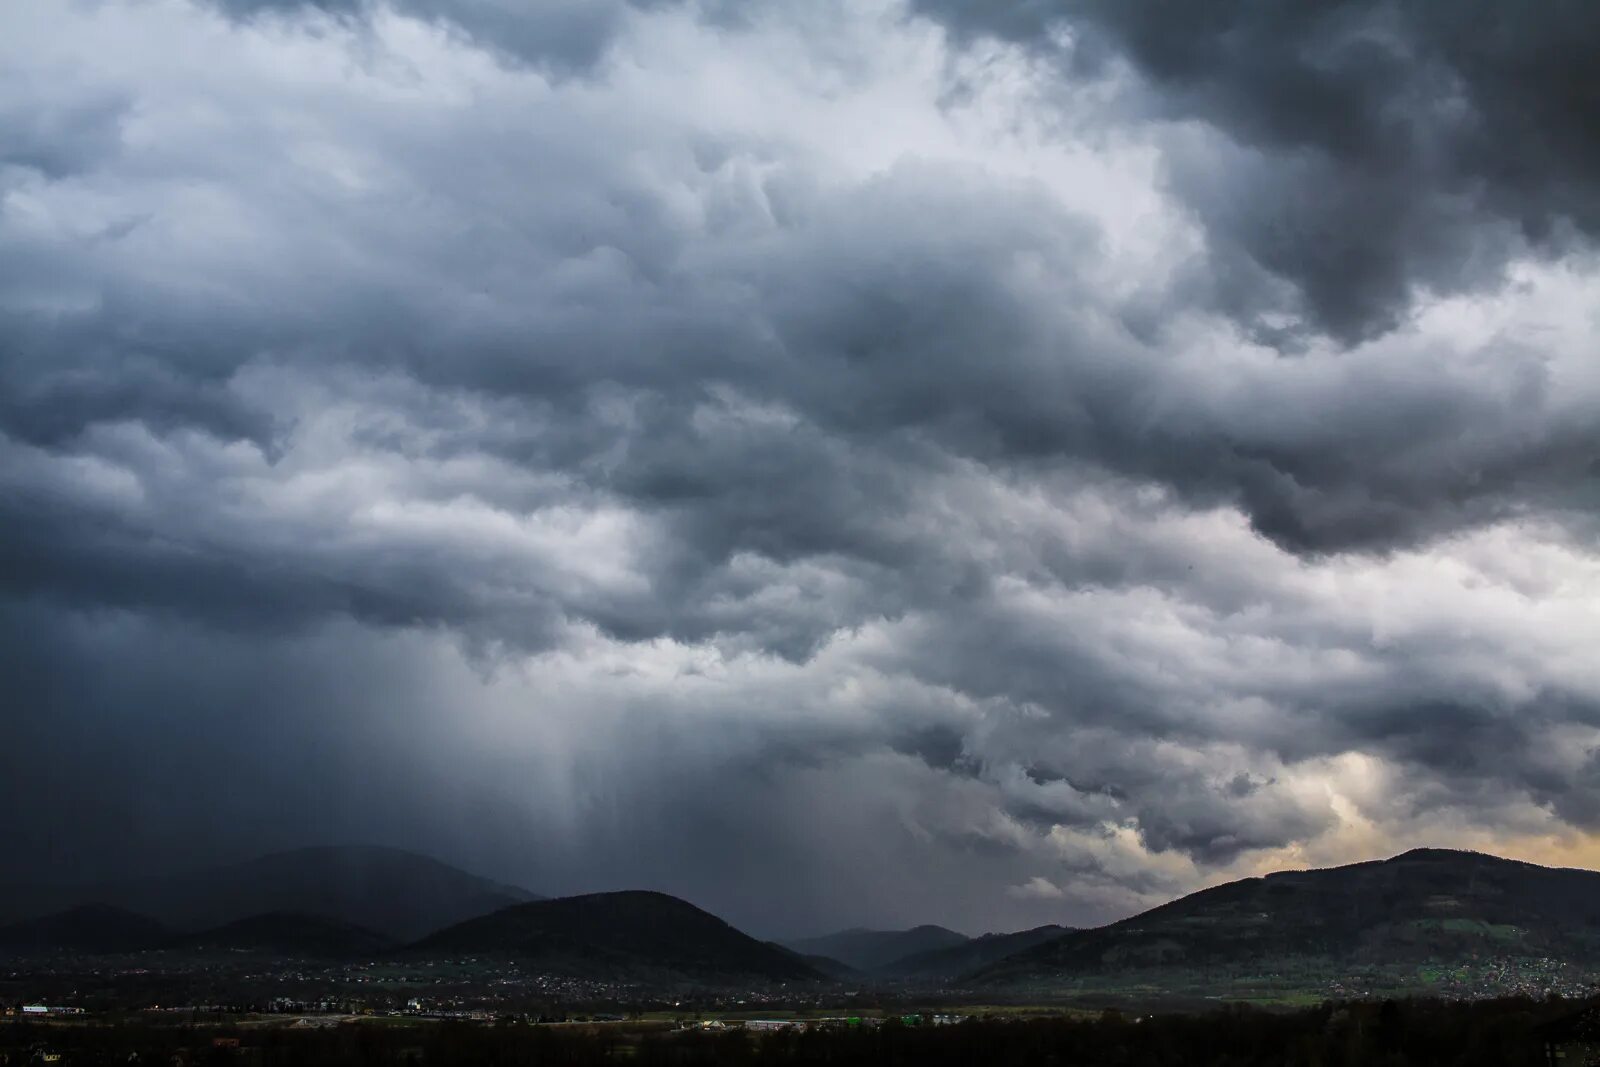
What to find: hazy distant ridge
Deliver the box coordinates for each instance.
[781,925,968,972]
[0,846,538,941]
[882,925,1071,979]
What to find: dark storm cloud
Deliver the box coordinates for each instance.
[913,0,1600,342]
[2,0,1600,926]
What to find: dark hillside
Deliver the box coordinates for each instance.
[174,911,393,957]
[0,903,169,956]
[973,848,1600,983]
[412,890,824,983]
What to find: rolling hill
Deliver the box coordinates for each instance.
[411,890,825,983]
[787,951,859,980]
[782,925,969,972]
[971,848,1600,985]
[173,912,393,958]
[0,904,170,956]
[0,846,536,941]
[881,925,1070,980]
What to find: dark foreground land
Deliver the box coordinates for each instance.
[3,997,1590,1067]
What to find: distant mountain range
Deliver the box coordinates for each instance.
[779,923,1074,980]
[972,848,1600,985]
[9,846,1600,992]
[782,925,968,972]
[0,846,538,941]
[411,890,823,983]
[881,925,1071,980]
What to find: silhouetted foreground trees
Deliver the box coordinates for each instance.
[1,997,1581,1067]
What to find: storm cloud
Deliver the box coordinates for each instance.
[915,0,1600,342]
[2,0,1599,935]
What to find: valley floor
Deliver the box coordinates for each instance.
[3,995,1589,1066]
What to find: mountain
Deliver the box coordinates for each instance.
[972,849,1600,985]
[0,904,170,956]
[881,925,1070,980]
[411,890,825,983]
[763,942,858,980]
[783,925,969,972]
[173,912,393,958]
[795,953,859,980]
[0,846,537,941]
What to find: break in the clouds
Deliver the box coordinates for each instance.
[2,0,1599,936]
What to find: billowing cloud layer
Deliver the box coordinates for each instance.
[3,0,1599,935]
[918,0,1600,342]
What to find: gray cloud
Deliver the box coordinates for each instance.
[914,0,1600,343]
[206,0,649,74]
[2,0,1599,930]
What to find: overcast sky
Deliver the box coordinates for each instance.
[3,0,1599,939]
